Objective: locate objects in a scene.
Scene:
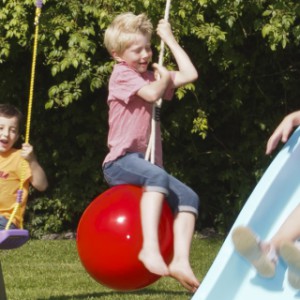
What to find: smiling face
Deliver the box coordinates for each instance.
[113,33,152,73]
[0,116,19,153]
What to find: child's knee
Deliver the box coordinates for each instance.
[145,169,169,189]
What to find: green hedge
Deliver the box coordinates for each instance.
[0,0,300,235]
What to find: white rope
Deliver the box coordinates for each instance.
[145,0,172,164]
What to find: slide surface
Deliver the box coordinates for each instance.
[192,127,300,300]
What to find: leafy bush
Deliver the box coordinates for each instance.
[1,0,300,234]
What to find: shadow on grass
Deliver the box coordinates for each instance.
[37,288,191,299]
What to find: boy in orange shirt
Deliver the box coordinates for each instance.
[0,103,48,229]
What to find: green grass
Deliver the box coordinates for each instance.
[0,236,223,300]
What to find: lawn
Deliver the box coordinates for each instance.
[0,235,223,300]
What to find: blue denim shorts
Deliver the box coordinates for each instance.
[0,216,17,230]
[103,152,199,216]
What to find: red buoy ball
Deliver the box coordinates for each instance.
[76,185,174,291]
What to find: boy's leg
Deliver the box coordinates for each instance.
[0,215,18,230]
[0,262,7,300]
[270,204,300,249]
[0,216,7,230]
[138,191,169,276]
[0,216,15,299]
[232,226,276,277]
[168,211,199,292]
[103,153,171,276]
[280,241,300,289]
[166,174,200,292]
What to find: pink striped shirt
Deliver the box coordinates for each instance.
[103,62,174,167]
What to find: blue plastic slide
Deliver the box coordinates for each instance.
[192,127,300,300]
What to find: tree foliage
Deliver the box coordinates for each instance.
[0,0,300,235]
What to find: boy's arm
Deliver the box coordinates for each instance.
[266,111,300,154]
[156,19,198,88]
[137,20,198,103]
[136,63,172,102]
[21,143,48,191]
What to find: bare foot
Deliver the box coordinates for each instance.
[280,242,300,289]
[169,260,200,293]
[138,248,169,276]
[232,226,276,278]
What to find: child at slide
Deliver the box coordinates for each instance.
[102,12,200,292]
[232,110,300,289]
[0,103,48,230]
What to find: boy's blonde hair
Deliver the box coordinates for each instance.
[104,12,153,56]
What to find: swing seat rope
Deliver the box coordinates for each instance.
[0,0,43,250]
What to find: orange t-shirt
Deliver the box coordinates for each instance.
[0,148,31,228]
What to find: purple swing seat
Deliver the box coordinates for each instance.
[0,230,29,250]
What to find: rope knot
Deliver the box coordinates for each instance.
[154,106,161,122]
